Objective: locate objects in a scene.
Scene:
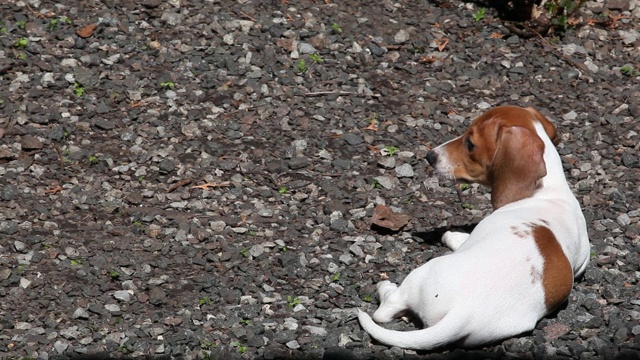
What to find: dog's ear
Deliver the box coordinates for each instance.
[490,126,546,209]
[526,107,558,145]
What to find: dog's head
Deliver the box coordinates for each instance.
[426,106,558,209]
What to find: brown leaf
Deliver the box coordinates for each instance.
[76,23,97,38]
[418,56,443,64]
[435,38,448,52]
[371,204,411,231]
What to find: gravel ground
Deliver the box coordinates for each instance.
[1,0,639,359]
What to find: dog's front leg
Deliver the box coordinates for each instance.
[442,231,469,251]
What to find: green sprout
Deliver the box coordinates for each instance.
[551,14,569,32]
[0,21,6,34]
[372,179,382,189]
[48,18,58,30]
[16,53,27,61]
[200,340,218,350]
[232,341,247,354]
[70,258,83,266]
[287,295,301,308]
[294,59,307,73]
[17,264,26,274]
[362,294,372,303]
[16,20,26,30]
[459,183,470,191]
[331,22,343,34]
[331,273,340,282]
[240,247,248,257]
[88,155,99,164]
[160,81,175,89]
[73,82,85,97]
[384,145,399,156]
[108,270,120,279]
[14,37,28,48]
[472,7,486,22]
[199,297,214,306]
[278,186,287,194]
[60,16,72,24]
[461,203,475,210]
[620,65,638,76]
[309,53,324,63]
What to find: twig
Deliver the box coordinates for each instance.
[54,146,65,171]
[239,11,256,22]
[167,179,193,193]
[190,181,232,190]
[304,91,381,98]
[27,3,55,18]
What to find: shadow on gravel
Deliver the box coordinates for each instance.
[49,346,640,360]
[411,223,478,245]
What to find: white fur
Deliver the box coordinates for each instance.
[358,122,590,350]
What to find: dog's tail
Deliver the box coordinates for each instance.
[357,309,467,351]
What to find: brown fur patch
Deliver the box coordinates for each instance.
[531,225,573,312]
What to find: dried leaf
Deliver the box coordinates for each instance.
[419,56,443,64]
[371,204,411,231]
[76,23,97,38]
[435,38,448,52]
[490,32,503,39]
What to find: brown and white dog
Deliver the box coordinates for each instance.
[358,106,590,350]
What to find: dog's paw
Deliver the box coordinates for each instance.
[442,231,469,251]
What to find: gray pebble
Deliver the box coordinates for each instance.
[395,163,414,177]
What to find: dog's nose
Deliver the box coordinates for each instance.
[426,150,438,166]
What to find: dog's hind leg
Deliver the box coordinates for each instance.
[372,281,406,323]
[442,231,470,251]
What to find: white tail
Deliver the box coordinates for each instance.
[357,309,467,351]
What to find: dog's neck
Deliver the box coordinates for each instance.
[534,122,573,199]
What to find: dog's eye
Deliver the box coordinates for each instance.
[465,138,475,152]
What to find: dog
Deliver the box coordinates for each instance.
[358,106,590,350]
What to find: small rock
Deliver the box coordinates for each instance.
[54,340,69,354]
[373,176,394,189]
[303,325,328,336]
[286,340,300,349]
[14,241,26,252]
[104,303,121,312]
[617,213,631,226]
[72,308,90,320]
[543,322,571,339]
[19,278,31,289]
[21,135,43,150]
[343,133,363,145]
[395,163,414,177]
[114,290,131,302]
[149,287,167,306]
[288,157,310,170]
[378,157,396,169]
[394,29,410,44]
[93,119,115,130]
[15,322,32,330]
[298,42,317,54]
[210,220,226,232]
[158,159,175,174]
[0,268,11,280]
[1,185,19,201]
